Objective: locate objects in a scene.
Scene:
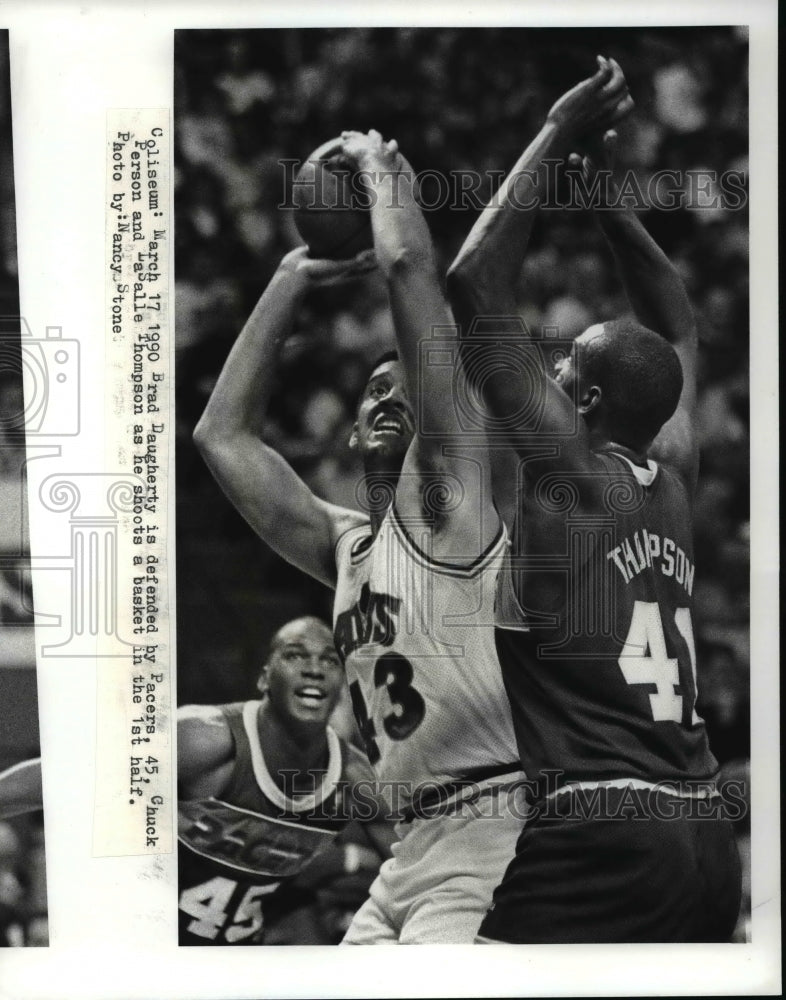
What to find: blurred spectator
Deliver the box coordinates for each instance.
[0,813,46,947]
[653,64,707,132]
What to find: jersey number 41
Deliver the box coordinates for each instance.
[618,601,700,724]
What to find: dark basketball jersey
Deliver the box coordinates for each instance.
[495,452,718,790]
[178,700,371,944]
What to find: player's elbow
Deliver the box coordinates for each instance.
[193,413,217,456]
[193,393,246,446]
[193,411,243,466]
[446,258,496,326]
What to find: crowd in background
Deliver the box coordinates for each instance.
[0,34,47,948]
[174,27,750,942]
[0,811,47,947]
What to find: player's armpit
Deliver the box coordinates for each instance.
[649,406,700,493]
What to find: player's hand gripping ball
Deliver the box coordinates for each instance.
[292,137,374,260]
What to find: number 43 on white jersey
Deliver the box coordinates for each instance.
[618,601,700,724]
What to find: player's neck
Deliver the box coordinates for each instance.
[256,701,330,792]
[589,423,649,466]
[596,437,649,466]
[360,462,401,537]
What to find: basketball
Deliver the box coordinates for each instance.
[292,138,374,260]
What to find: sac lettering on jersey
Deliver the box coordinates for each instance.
[178,702,354,945]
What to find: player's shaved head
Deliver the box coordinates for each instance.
[575,318,683,449]
[268,616,333,658]
[369,348,400,374]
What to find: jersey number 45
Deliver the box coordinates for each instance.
[180,876,281,943]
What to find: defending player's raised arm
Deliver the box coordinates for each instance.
[194,248,372,588]
[447,56,633,331]
[446,58,633,471]
[0,758,42,820]
[584,132,699,485]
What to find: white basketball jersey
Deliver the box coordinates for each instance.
[333,506,520,808]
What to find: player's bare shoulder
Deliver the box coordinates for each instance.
[329,503,372,572]
[177,703,235,798]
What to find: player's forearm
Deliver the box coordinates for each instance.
[595,204,697,349]
[365,163,451,407]
[194,262,308,449]
[0,758,43,819]
[447,121,563,322]
[366,164,437,278]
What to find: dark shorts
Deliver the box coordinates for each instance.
[478,786,742,944]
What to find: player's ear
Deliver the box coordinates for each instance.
[349,422,359,450]
[578,384,602,416]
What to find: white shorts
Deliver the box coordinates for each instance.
[342,778,526,945]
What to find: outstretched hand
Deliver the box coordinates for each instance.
[568,128,619,187]
[547,56,634,140]
[281,245,377,285]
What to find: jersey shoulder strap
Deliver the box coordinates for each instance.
[335,516,373,567]
[494,557,530,632]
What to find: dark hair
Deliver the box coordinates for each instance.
[578,319,683,449]
[353,349,402,418]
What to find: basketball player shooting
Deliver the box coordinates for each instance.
[448,56,742,942]
[194,129,526,943]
